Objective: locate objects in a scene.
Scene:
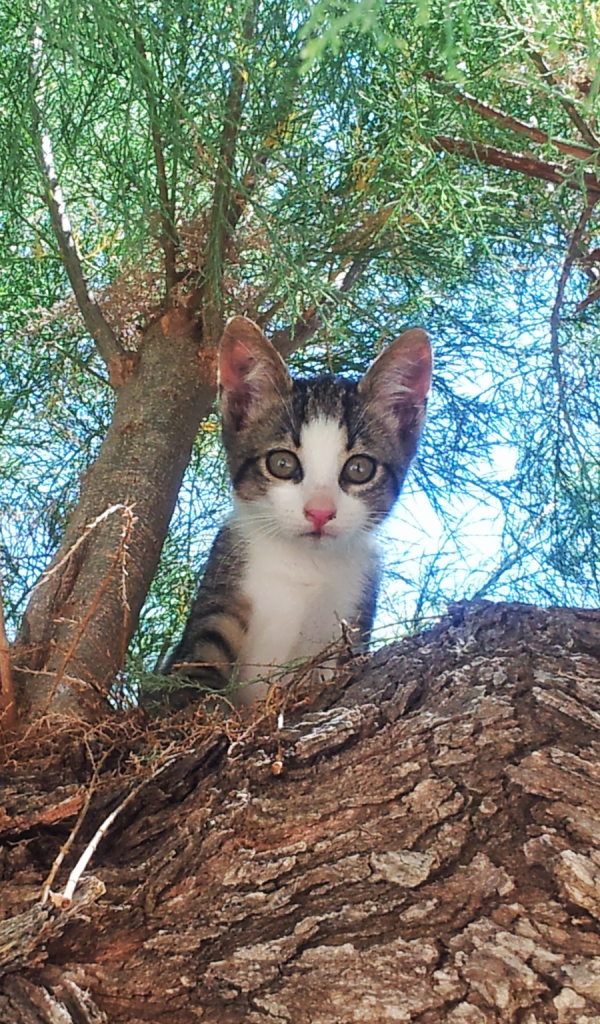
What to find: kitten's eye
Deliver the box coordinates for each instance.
[341,455,377,485]
[266,449,301,480]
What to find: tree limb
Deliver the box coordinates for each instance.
[29,32,123,369]
[151,124,179,299]
[201,5,255,345]
[436,80,596,162]
[134,28,179,302]
[35,131,124,367]
[527,48,600,150]
[432,136,600,199]
[493,1,600,149]
[550,200,598,415]
[270,258,366,359]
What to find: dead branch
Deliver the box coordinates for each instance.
[432,135,600,198]
[29,29,123,369]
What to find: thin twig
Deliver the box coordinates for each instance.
[32,504,133,594]
[201,3,255,344]
[493,1,600,150]
[469,502,555,601]
[0,567,16,733]
[134,28,179,300]
[152,122,179,299]
[258,216,379,333]
[41,768,102,902]
[270,257,367,359]
[57,756,176,905]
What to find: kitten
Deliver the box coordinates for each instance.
[164,316,432,705]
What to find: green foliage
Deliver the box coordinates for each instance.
[1,0,600,667]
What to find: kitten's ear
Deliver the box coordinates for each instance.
[358,328,432,437]
[219,316,292,430]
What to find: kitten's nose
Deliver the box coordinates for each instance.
[304,504,336,532]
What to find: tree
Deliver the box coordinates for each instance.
[0,0,599,722]
[2,2,600,1017]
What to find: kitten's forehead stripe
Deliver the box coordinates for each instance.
[299,417,347,489]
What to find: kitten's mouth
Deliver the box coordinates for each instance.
[303,527,335,540]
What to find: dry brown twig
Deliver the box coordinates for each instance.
[44,753,179,907]
[0,567,16,734]
[32,503,134,594]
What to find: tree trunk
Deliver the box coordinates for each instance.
[3,600,600,1023]
[13,308,216,719]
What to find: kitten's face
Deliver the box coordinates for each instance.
[218,318,432,547]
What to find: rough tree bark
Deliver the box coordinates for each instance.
[3,599,600,1023]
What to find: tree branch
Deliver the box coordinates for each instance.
[437,80,595,162]
[35,132,124,366]
[134,28,179,302]
[29,31,123,370]
[151,124,179,299]
[493,1,600,149]
[270,258,367,359]
[432,136,600,199]
[201,5,255,345]
[546,199,600,574]
[527,49,600,150]
[550,200,597,412]
[257,199,395,335]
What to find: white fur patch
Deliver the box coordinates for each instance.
[236,529,377,703]
[232,416,379,703]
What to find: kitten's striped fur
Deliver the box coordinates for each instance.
[165,317,432,705]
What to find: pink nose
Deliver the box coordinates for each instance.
[304,505,336,531]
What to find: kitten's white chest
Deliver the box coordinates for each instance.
[237,531,376,701]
